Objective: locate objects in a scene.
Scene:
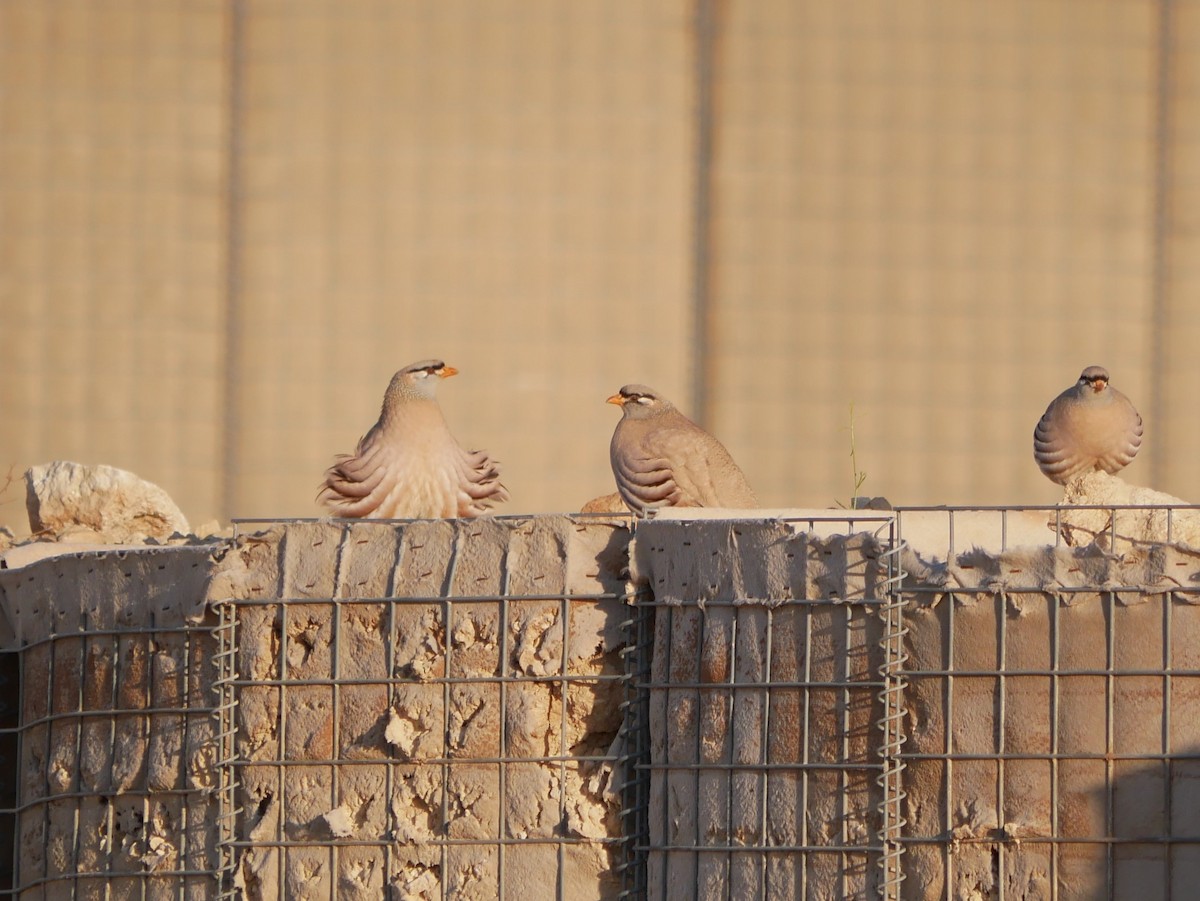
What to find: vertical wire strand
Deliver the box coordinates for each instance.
[276,601,289,896]
[1050,589,1061,901]
[876,523,908,900]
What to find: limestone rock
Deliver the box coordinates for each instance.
[1058,470,1200,549]
[320,805,355,838]
[579,492,627,514]
[25,461,189,542]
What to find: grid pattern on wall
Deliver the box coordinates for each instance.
[2,510,1200,898]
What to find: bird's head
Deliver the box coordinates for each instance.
[387,359,458,403]
[607,384,672,419]
[1077,365,1111,395]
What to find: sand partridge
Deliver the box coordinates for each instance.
[607,384,757,514]
[318,360,508,518]
[1033,365,1143,484]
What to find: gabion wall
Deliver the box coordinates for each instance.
[0,545,220,900]
[4,508,1200,900]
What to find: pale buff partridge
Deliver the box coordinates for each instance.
[1033,365,1143,485]
[318,360,508,518]
[607,384,757,515]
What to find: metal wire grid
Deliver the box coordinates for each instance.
[874,533,908,901]
[893,504,1200,901]
[216,517,636,900]
[0,619,224,897]
[0,653,20,895]
[213,590,241,898]
[6,505,1200,899]
[616,587,654,900]
[633,514,905,900]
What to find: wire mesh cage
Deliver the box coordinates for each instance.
[894,505,1200,901]
[0,546,224,899]
[217,516,637,900]
[627,513,905,900]
[3,507,1200,899]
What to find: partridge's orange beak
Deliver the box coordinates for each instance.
[438,365,459,378]
[606,393,625,406]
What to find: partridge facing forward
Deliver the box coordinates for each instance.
[607,384,757,514]
[318,360,508,518]
[1033,365,1143,485]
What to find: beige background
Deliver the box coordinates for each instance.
[2,0,1197,528]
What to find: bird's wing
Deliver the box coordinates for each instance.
[454,447,509,516]
[611,423,681,513]
[650,426,756,507]
[1033,397,1088,484]
[1094,392,1143,475]
[317,421,405,516]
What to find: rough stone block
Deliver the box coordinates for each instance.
[562,759,617,842]
[388,847,441,900]
[147,642,185,791]
[388,683,445,761]
[284,686,334,760]
[447,683,500,759]
[338,683,389,759]
[503,841,560,894]
[284,846,333,901]
[284,765,334,841]
[238,684,280,761]
[565,518,631,597]
[335,523,400,598]
[392,603,445,680]
[282,603,334,681]
[24,461,189,542]
[448,520,508,597]
[390,764,443,843]
[565,679,623,755]
[508,599,563,677]
[281,522,343,599]
[336,763,388,839]
[506,762,559,839]
[448,600,500,678]
[335,845,386,899]
[236,603,281,682]
[337,602,388,680]
[207,527,283,604]
[393,521,455,596]
[445,765,500,840]
[444,844,499,900]
[506,516,569,595]
[505,682,553,758]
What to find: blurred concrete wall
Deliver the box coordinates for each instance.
[2,0,1198,527]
